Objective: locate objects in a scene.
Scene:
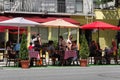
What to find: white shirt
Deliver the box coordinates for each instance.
[66,39,72,50]
[31,38,37,46]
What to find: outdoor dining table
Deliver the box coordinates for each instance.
[64,50,77,60]
[57,50,77,66]
[29,50,40,60]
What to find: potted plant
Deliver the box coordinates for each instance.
[79,34,89,67]
[118,43,120,59]
[19,33,29,69]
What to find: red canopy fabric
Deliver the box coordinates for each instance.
[80,21,118,30]
[26,17,80,25]
[0,16,79,33]
[0,26,26,30]
[0,16,79,25]
[9,30,27,34]
[0,29,5,32]
[0,16,10,21]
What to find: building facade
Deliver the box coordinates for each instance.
[0,0,120,62]
[0,0,119,49]
[0,0,95,47]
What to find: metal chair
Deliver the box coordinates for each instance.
[40,49,47,66]
[6,50,17,66]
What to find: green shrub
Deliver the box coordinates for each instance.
[19,33,28,60]
[79,34,89,59]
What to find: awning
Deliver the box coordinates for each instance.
[9,30,27,34]
[26,17,80,25]
[0,26,26,30]
[0,16,80,28]
[0,16,10,21]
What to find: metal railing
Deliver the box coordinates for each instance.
[0,0,78,13]
[0,0,95,15]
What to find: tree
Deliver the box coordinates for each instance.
[19,33,28,60]
[79,34,89,59]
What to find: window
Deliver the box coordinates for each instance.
[57,0,66,13]
[66,0,75,13]
[51,28,68,41]
[41,0,57,13]
[31,27,48,43]
[75,0,83,13]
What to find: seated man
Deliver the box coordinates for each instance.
[47,40,60,65]
[13,43,20,58]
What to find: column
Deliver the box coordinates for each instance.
[48,27,52,40]
[77,28,80,50]
[27,27,31,47]
[68,28,71,36]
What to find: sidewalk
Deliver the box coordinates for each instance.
[0,65,120,80]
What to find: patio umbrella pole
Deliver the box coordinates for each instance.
[18,27,20,43]
[58,26,60,50]
[98,29,100,43]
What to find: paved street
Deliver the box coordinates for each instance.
[0,65,120,80]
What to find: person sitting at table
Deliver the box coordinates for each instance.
[66,34,73,50]
[110,40,118,64]
[71,40,78,51]
[34,39,41,51]
[13,42,21,58]
[47,40,60,65]
[6,40,16,59]
[71,40,79,64]
[28,42,34,50]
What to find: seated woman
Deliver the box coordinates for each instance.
[28,42,34,51]
[110,40,118,64]
[104,40,118,64]
[104,47,111,64]
[6,40,16,59]
[71,40,78,61]
[71,40,77,51]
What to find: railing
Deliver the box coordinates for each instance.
[0,0,4,11]
[0,0,80,13]
[0,0,95,15]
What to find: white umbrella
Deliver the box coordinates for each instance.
[41,19,79,28]
[0,17,41,43]
[41,18,79,38]
[41,19,79,50]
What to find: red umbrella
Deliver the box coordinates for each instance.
[80,21,118,29]
[80,21,118,42]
